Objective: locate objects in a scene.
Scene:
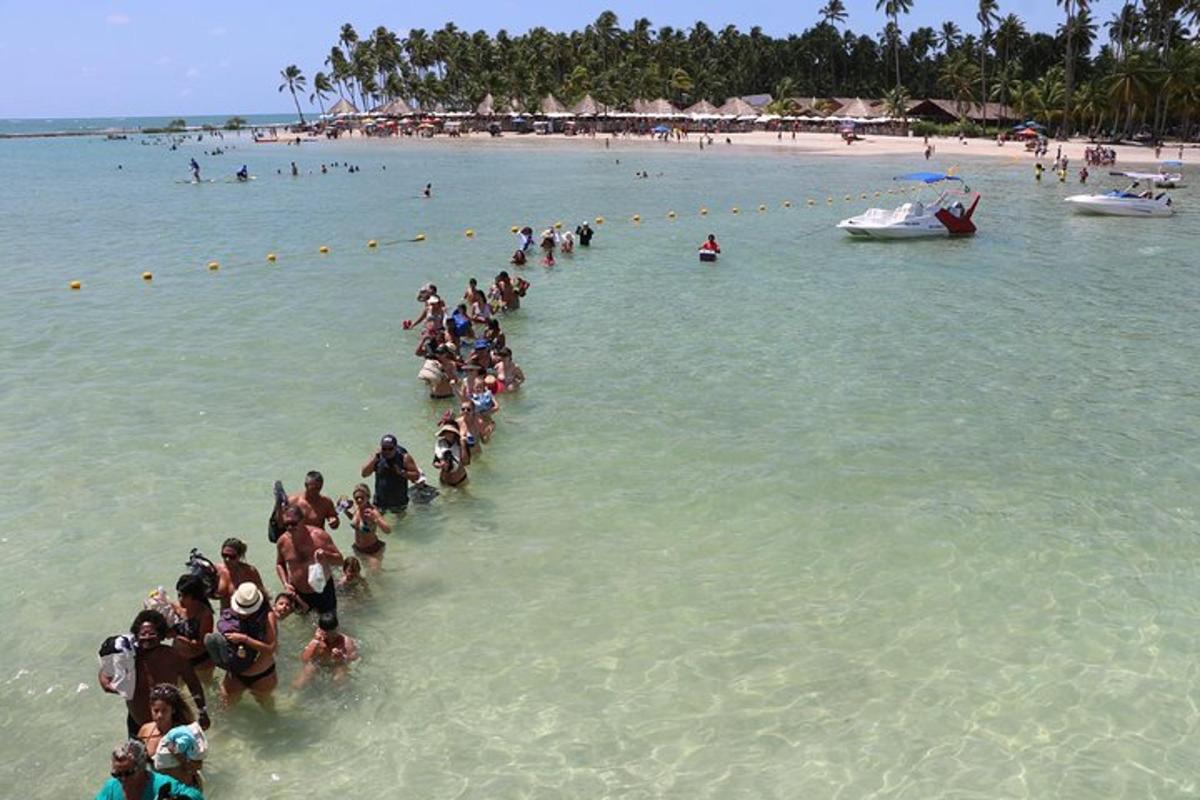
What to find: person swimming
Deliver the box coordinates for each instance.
[236,165,248,182]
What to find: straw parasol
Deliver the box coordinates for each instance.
[539,93,569,115]
[377,98,414,116]
[328,98,359,116]
[641,98,679,117]
[571,94,604,116]
[476,93,495,115]
[717,97,758,118]
[684,99,720,117]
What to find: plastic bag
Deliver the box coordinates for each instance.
[97,634,137,700]
[307,562,327,594]
[143,587,181,628]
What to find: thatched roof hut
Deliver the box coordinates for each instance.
[684,99,721,117]
[571,94,605,116]
[328,98,359,116]
[376,98,414,116]
[539,94,569,115]
[717,97,758,118]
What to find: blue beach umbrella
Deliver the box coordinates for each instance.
[652,124,670,133]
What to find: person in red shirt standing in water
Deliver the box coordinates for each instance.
[698,233,721,262]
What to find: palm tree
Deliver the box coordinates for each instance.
[820,0,848,26]
[977,1,1000,131]
[938,21,962,54]
[993,14,1026,115]
[883,84,911,119]
[310,71,333,116]
[1107,51,1153,137]
[1057,0,1090,140]
[278,65,307,123]
[876,0,915,92]
[939,51,980,120]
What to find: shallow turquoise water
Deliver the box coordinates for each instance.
[1,132,1199,798]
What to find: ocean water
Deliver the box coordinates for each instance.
[0,114,294,135]
[1,130,1199,799]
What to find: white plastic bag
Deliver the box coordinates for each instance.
[307,562,327,593]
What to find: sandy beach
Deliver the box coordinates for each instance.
[263,127,1192,169]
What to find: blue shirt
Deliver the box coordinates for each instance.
[95,771,204,800]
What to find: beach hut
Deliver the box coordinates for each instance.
[571,94,606,117]
[377,98,414,117]
[684,99,721,119]
[638,98,679,118]
[328,98,359,117]
[718,97,759,119]
[538,94,571,117]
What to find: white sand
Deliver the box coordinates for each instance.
[264,127,1190,169]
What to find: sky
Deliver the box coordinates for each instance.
[0,0,1130,118]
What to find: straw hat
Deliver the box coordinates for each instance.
[231,582,264,616]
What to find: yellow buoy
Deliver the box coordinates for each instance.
[700,207,708,216]
[142,272,153,282]
[414,234,426,241]
[875,191,881,197]
[318,245,329,253]
[807,199,815,206]
[845,195,852,201]
[632,214,641,222]
[667,210,676,219]
[266,253,276,262]
[732,207,740,214]
[758,204,767,212]
[783,200,792,208]
[367,239,377,248]
[465,229,475,238]
[68,280,82,290]
[510,225,519,233]
[860,193,868,199]
[827,197,833,204]
[207,260,219,270]
[595,216,604,225]
[553,221,562,229]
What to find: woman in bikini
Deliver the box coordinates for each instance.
[171,575,215,683]
[215,538,266,611]
[339,483,390,570]
[137,683,206,788]
[218,583,278,710]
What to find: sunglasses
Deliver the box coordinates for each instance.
[111,767,138,779]
[221,552,238,560]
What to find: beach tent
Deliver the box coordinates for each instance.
[1017,127,1040,137]
[718,97,759,119]
[328,98,359,116]
[684,99,721,118]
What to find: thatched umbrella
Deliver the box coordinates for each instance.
[476,93,495,115]
[571,94,604,116]
[377,98,414,116]
[539,93,569,115]
[328,98,359,116]
[717,97,758,118]
[641,98,679,117]
[684,99,720,117]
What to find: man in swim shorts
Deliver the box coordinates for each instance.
[361,434,422,513]
[275,503,343,615]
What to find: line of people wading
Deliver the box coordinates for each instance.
[90,225,595,798]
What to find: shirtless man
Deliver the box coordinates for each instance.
[275,503,343,615]
[99,610,209,737]
[286,471,339,531]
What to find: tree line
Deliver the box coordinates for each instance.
[276,2,1200,139]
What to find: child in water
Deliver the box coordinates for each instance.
[337,556,368,596]
[542,250,556,267]
[294,612,358,687]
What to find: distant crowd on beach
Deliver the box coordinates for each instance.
[91,206,597,799]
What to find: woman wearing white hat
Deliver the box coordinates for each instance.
[214,582,278,709]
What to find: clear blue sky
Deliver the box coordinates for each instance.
[0,0,1127,117]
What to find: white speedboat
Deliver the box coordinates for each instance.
[1111,169,1185,189]
[1065,186,1174,217]
[838,172,980,239]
